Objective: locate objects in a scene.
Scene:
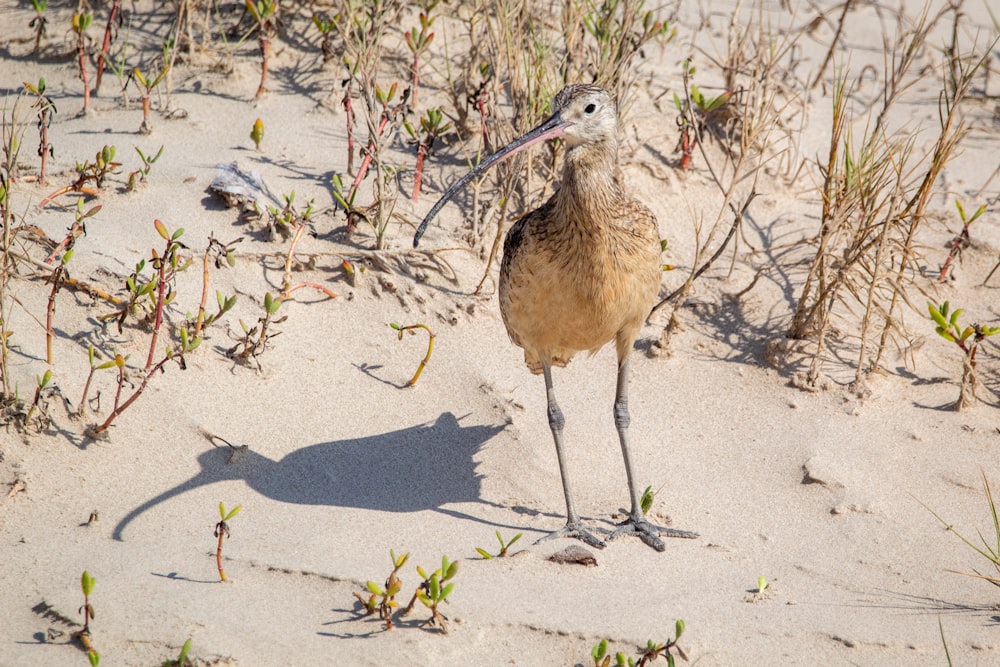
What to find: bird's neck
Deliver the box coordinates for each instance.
[553,139,623,224]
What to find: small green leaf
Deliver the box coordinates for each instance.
[593,638,608,661]
[440,582,454,601]
[81,570,95,596]
[154,219,169,240]
[475,548,493,559]
[640,485,655,515]
[675,618,685,640]
[367,581,384,595]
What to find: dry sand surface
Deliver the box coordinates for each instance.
[1,1,1000,665]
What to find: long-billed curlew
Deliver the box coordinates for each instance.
[413,84,697,551]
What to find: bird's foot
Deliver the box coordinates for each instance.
[535,521,607,549]
[608,515,698,552]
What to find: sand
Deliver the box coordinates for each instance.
[1,0,999,665]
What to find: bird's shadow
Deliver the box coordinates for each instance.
[113,412,504,541]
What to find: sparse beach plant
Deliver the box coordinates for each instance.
[266,190,313,243]
[246,0,278,99]
[29,0,49,52]
[401,555,458,632]
[757,575,769,594]
[24,369,52,429]
[475,530,523,559]
[354,551,458,632]
[672,61,733,171]
[927,301,999,410]
[405,107,452,201]
[162,638,192,667]
[938,201,986,282]
[330,173,364,233]
[94,0,122,95]
[354,549,409,629]
[403,1,438,109]
[193,235,239,339]
[351,82,408,247]
[77,345,116,417]
[590,620,687,667]
[227,291,286,366]
[87,221,199,437]
[46,199,99,364]
[72,7,94,115]
[78,570,96,646]
[640,484,655,515]
[311,13,336,62]
[0,100,27,405]
[574,0,676,110]
[788,11,993,387]
[215,502,242,582]
[923,470,1000,589]
[39,144,121,208]
[23,78,55,185]
[389,322,434,387]
[127,145,164,191]
[250,118,264,151]
[132,65,170,134]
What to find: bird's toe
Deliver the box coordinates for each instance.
[535,521,607,549]
[608,516,698,551]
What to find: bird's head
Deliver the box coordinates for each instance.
[551,84,618,148]
[412,84,619,247]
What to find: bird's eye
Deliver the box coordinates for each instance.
[584,103,596,114]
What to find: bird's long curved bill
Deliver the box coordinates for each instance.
[412,113,569,247]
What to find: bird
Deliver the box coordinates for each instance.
[413,84,697,551]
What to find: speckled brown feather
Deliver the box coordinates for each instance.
[498,85,661,374]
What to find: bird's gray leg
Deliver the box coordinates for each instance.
[608,354,698,551]
[536,362,607,549]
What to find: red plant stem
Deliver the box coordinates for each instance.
[938,224,971,281]
[77,32,91,114]
[282,222,307,289]
[44,222,83,264]
[78,367,96,416]
[94,0,121,94]
[280,281,338,301]
[93,354,177,434]
[37,185,100,210]
[141,95,151,127]
[347,114,391,204]
[144,236,171,372]
[111,365,126,415]
[217,529,227,582]
[413,141,429,201]
[680,127,697,170]
[254,30,270,99]
[81,593,91,633]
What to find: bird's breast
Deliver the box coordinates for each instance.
[499,202,660,359]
